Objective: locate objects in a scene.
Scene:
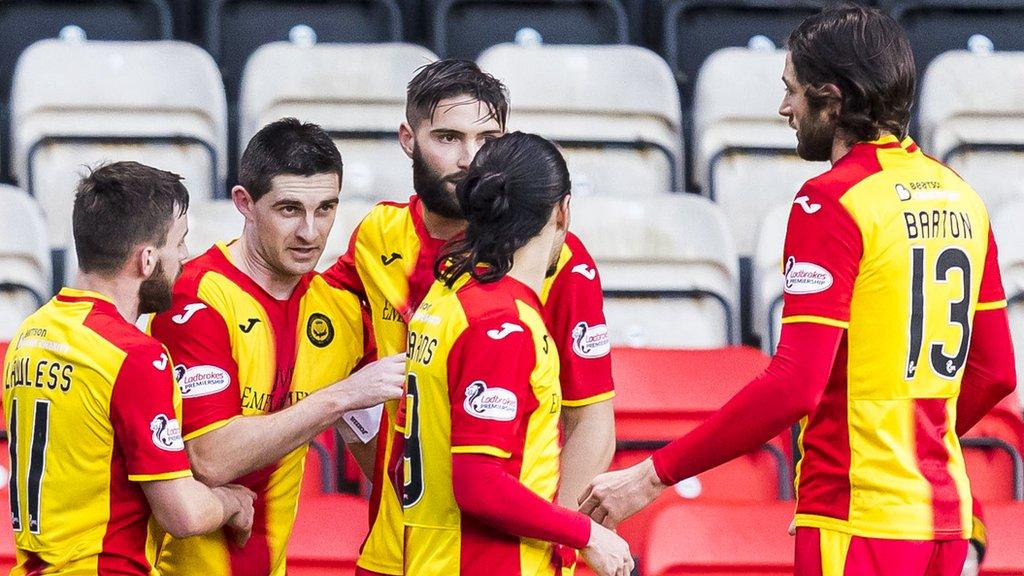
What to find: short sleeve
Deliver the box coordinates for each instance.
[109,343,192,482]
[447,319,538,458]
[150,295,242,441]
[977,228,1007,311]
[780,184,863,328]
[544,243,614,406]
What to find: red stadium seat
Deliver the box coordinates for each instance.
[0,436,13,572]
[611,346,771,441]
[644,501,795,576]
[287,492,369,576]
[980,502,1024,576]
[963,391,1024,503]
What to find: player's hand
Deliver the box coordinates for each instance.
[579,458,665,529]
[581,521,633,576]
[333,354,406,410]
[788,519,796,536]
[216,484,256,548]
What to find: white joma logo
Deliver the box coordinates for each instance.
[153,354,169,371]
[572,264,596,280]
[486,322,524,340]
[794,196,821,214]
[172,303,207,324]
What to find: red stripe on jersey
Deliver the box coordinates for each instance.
[99,436,153,575]
[230,474,273,574]
[913,398,961,538]
[460,515,522,576]
[796,333,852,520]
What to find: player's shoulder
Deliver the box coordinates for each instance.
[176,244,232,297]
[554,232,599,281]
[83,305,166,365]
[799,145,887,203]
[358,198,414,233]
[456,277,541,332]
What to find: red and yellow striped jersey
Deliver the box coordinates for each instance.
[2,288,192,575]
[147,243,370,576]
[322,195,613,574]
[402,274,563,575]
[783,136,1005,540]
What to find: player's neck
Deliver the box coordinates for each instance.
[420,204,466,241]
[73,273,142,323]
[507,234,552,296]
[229,234,301,301]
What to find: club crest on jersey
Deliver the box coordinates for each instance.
[464,381,517,421]
[178,365,231,398]
[487,322,524,340]
[571,322,610,359]
[172,303,207,324]
[306,313,334,348]
[149,414,184,451]
[784,257,833,294]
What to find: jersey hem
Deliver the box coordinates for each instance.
[355,556,404,575]
[129,469,193,482]
[794,514,970,541]
[561,390,615,407]
[781,315,850,329]
[182,416,241,441]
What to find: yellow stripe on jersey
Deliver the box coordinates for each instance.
[781,315,850,329]
[976,300,1007,311]
[451,445,514,458]
[561,390,616,407]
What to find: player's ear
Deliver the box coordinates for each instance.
[398,122,416,159]
[231,185,255,219]
[137,245,157,278]
[556,195,571,232]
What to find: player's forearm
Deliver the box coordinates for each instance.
[144,477,231,538]
[652,322,842,485]
[187,392,343,486]
[452,453,591,549]
[956,308,1016,436]
[557,401,615,508]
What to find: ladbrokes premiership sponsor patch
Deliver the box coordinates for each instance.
[784,256,833,295]
[177,365,231,398]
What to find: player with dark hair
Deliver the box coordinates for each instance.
[148,118,404,576]
[402,132,632,576]
[580,6,1016,575]
[2,161,255,575]
[323,59,617,575]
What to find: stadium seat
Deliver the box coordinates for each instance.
[991,200,1024,411]
[0,186,49,340]
[892,0,1024,86]
[979,502,1024,576]
[0,1,172,106]
[287,491,368,575]
[963,391,1024,504]
[479,43,683,197]
[611,346,770,441]
[185,201,244,260]
[918,50,1024,214]
[11,39,227,287]
[661,0,823,109]
[572,195,739,346]
[240,42,436,203]
[693,47,828,256]
[751,202,790,353]
[318,197,378,273]
[644,500,796,576]
[430,0,628,59]
[205,0,402,102]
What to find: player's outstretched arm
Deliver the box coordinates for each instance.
[452,453,633,576]
[956,307,1016,436]
[559,401,615,509]
[143,477,256,546]
[187,355,405,486]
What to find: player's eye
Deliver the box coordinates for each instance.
[281,205,300,216]
[437,133,458,144]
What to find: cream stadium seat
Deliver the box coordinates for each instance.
[0,186,50,340]
[478,43,683,197]
[571,193,739,348]
[991,200,1024,401]
[693,47,828,256]
[919,50,1024,214]
[186,200,244,259]
[239,42,438,203]
[11,38,227,283]
[751,202,790,353]
[317,196,378,273]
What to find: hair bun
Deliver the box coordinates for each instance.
[463,170,511,223]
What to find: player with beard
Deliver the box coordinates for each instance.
[147,118,405,576]
[2,161,255,575]
[322,60,617,575]
[579,6,1016,576]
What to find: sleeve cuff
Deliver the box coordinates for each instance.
[182,416,240,442]
[452,445,512,459]
[781,315,850,329]
[561,390,615,407]
[977,300,1007,311]
[129,469,193,482]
